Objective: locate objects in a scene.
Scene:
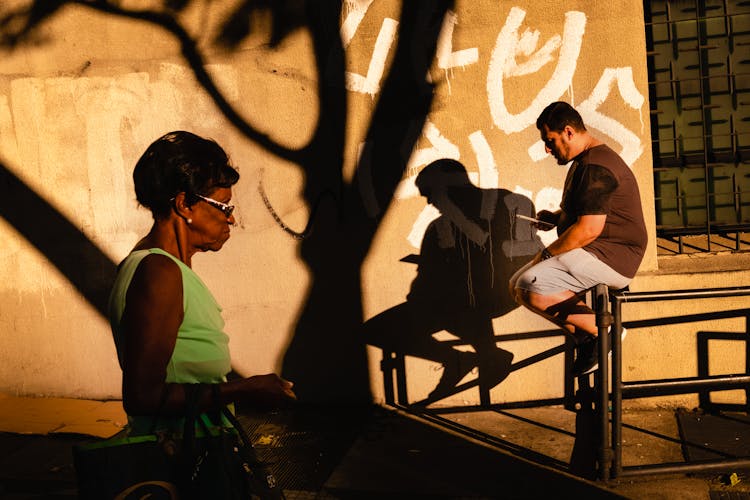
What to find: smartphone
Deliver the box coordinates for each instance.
[515,213,555,228]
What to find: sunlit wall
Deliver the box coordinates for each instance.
[0,1,744,408]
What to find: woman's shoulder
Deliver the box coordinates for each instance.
[120,248,174,267]
[139,249,182,273]
[120,248,182,283]
[123,251,184,302]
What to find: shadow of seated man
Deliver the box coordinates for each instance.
[364,159,543,403]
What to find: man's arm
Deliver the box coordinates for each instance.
[545,214,606,256]
[541,163,615,257]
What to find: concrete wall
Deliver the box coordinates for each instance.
[0,1,746,409]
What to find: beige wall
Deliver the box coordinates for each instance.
[0,1,746,408]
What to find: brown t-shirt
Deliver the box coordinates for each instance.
[557,144,647,278]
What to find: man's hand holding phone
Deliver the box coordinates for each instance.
[515,212,556,230]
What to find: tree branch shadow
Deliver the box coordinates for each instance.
[0,160,117,316]
[0,0,455,405]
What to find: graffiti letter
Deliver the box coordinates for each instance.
[342,1,398,96]
[436,11,479,71]
[404,130,499,249]
[487,8,586,134]
[468,130,498,189]
[577,67,645,166]
[341,0,377,46]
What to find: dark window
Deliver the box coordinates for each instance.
[645,0,750,254]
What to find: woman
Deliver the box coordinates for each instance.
[108,130,295,434]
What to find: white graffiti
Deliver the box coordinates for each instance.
[343,5,480,96]
[577,67,645,166]
[344,7,645,249]
[341,0,376,45]
[406,130,501,248]
[341,1,397,96]
[436,10,479,71]
[0,6,648,258]
[436,10,480,94]
[487,8,586,135]
[531,186,565,246]
[469,131,499,190]
[406,121,462,177]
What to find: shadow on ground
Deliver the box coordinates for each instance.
[0,404,619,499]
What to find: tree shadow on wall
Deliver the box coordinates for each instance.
[0,0,455,406]
[0,162,117,315]
[363,159,544,407]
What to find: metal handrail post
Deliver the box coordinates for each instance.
[746,312,750,413]
[611,292,625,478]
[594,284,613,481]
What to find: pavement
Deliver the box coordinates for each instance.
[0,391,749,499]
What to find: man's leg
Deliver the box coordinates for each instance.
[510,248,630,338]
[514,288,597,337]
[511,249,631,375]
[516,289,608,375]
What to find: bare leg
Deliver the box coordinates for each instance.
[514,288,598,337]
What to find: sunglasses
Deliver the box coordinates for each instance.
[194,193,235,218]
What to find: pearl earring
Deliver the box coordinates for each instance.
[187,218,193,224]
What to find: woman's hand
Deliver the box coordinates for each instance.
[236,374,297,410]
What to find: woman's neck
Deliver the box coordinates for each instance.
[135,218,194,267]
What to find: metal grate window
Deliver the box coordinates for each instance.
[645,0,750,255]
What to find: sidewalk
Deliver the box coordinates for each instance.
[0,392,747,499]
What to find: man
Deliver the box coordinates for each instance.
[510,101,648,376]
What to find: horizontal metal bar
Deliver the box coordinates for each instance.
[613,287,750,303]
[646,13,750,29]
[697,330,750,340]
[620,308,750,329]
[621,374,750,398]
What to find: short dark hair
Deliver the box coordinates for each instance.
[536,101,586,133]
[133,131,239,218]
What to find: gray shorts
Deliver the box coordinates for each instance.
[510,248,631,295]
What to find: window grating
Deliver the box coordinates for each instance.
[645,0,750,254]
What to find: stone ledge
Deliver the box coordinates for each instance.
[654,252,750,275]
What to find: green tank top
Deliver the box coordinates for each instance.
[109,248,231,383]
[108,248,232,434]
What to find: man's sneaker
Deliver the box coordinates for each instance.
[572,327,627,377]
[571,335,597,376]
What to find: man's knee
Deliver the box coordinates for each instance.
[543,293,592,320]
[509,282,521,305]
[510,284,528,307]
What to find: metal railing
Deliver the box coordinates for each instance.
[594,284,750,480]
[377,285,750,481]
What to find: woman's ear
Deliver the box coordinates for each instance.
[172,192,193,221]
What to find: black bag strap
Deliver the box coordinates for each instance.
[206,385,284,499]
[182,384,204,456]
[204,384,255,451]
[147,384,174,435]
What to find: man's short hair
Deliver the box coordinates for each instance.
[536,101,587,133]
